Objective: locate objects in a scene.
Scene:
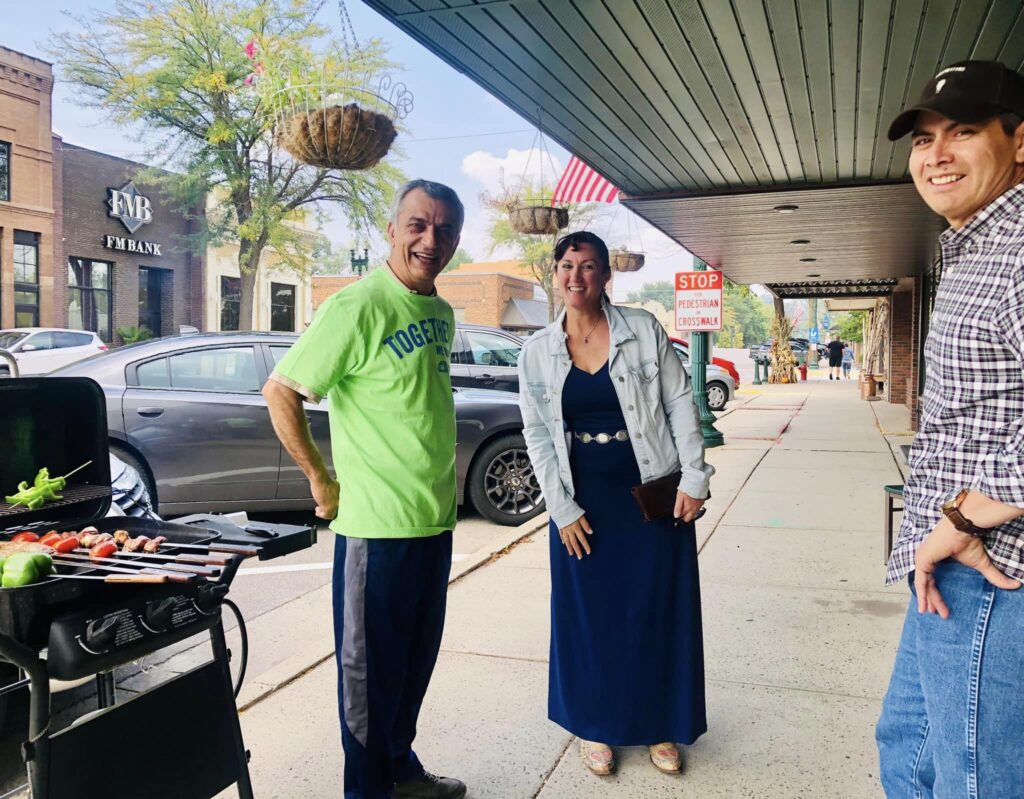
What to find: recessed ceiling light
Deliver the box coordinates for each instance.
[806,273,821,278]
[790,239,810,245]
[773,204,799,213]
[800,257,817,262]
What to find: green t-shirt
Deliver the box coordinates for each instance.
[272,267,457,538]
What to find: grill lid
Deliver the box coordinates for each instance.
[0,377,112,528]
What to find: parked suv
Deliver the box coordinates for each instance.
[0,328,107,376]
[51,332,544,526]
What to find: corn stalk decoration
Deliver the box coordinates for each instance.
[768,315,798,384]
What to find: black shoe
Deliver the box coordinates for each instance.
[393,772,467,799]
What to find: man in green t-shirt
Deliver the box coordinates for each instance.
[263,180,466,799]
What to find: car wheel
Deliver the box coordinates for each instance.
[109,445,158,510]
[468,433,545,526]
[706,381,728,411]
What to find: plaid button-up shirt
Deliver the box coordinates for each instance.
[887,182,1024,585]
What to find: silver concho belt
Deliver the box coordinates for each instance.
[573,430,629,444]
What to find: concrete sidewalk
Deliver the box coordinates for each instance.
[219,378,908,798]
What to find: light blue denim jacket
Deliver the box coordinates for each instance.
[517,300,714,529]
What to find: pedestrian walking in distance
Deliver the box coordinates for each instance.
[826,336,844,380]
[841,342,854,379]
[263,180,467,799]
[517,231,714,778]
[877,61,1024,799]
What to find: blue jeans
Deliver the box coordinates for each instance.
[876,561,1024,798]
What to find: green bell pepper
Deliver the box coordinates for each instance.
[1,552,53,588]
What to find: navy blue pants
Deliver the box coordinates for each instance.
[332,532,452,799]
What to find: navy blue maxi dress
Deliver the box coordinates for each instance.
[548,362,706,746]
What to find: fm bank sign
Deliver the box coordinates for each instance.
[103,182,162,256]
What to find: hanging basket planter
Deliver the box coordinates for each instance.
[509,205,569,235]
[280,103,397,170]
[610,249,645,272]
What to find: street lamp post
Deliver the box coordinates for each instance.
[689,259,725,449]
[808,297,819,370]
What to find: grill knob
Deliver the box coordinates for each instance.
[194,583,229,615]
[144,598,176,632]
[84,617,120,653]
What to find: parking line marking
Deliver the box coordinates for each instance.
[239,554,470,575]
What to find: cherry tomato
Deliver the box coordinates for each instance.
[39,532,62,548]
[89,541,118,561]
[54,537,81,554]
[12,532,40,543]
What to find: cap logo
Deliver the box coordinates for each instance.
[935,78,946,94]
[936,65,966,78]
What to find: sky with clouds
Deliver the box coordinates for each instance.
[10,0,703,300]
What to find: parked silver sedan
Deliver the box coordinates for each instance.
[52,332,544,526]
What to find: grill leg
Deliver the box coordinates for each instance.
[210,618,254,799]
[96,671,117,708]
[0,635,50,799]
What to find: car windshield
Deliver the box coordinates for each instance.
[0,332,28,350]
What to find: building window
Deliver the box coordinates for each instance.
[270,283,295,332]
[0,142,9,202]
[14,231,39,327]
[68,257,112,342]
[220,276,241,331]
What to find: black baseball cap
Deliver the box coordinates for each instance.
[887,60,1024,141]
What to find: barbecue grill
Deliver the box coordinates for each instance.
[0,377,316,798]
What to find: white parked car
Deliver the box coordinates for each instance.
[0,328,108,376]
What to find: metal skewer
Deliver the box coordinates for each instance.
[59,461,93,481]
[47,572,169,584]
[51,559,193,583]
[55,552,219,577]
[160,541,259,557]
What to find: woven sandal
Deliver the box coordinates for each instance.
[648,742,682,774]
[579,739,615,776]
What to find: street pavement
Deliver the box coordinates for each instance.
[211,373,908,798]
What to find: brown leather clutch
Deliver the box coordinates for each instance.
[630,471,708,525]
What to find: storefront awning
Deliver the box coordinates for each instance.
[366,0,1023,285]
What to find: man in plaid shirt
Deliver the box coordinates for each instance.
[878,61,1024,798]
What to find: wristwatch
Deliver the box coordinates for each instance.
[940,489,990,536]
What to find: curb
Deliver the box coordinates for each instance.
[235,514,549,712]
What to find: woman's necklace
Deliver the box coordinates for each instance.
[573,316,602,344]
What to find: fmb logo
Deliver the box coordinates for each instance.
[106,182,153,234]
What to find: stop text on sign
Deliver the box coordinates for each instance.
[675,270,723,332]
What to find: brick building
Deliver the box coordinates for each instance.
[313,269,550,333]
[56,142,203,341]
[0,46,56,329]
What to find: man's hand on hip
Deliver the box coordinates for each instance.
[312,474,340,520]
[914,517,1021,619]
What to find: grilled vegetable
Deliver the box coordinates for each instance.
[38,532,62,547]
[144,536,167,554]
[11,532,40,543]
[4,468,66,511]
[89,541,118,561]
[53,536,81,554]
[1,552,53,588]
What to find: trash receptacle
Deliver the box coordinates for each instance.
[799,363,807,381]
[860,374,877,400]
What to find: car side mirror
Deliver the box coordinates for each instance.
[20,344,36,352]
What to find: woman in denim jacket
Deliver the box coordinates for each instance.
[517,231,714,778]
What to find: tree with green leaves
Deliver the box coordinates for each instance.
[482,182,599,321]
[625,280,674,311]
[52,0,405,330]
[836,310,866,343]
[442,248,475,273]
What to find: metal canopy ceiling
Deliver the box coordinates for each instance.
[366,0,1024,284]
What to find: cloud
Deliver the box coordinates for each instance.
[461,148,564,195]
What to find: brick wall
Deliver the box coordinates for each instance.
[60,144,200,341]
[0,47,55,328]
[889,286,915,406]
[312,272,540,328]
[51,135,64,325]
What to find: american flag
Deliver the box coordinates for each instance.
[551,156,619,204]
